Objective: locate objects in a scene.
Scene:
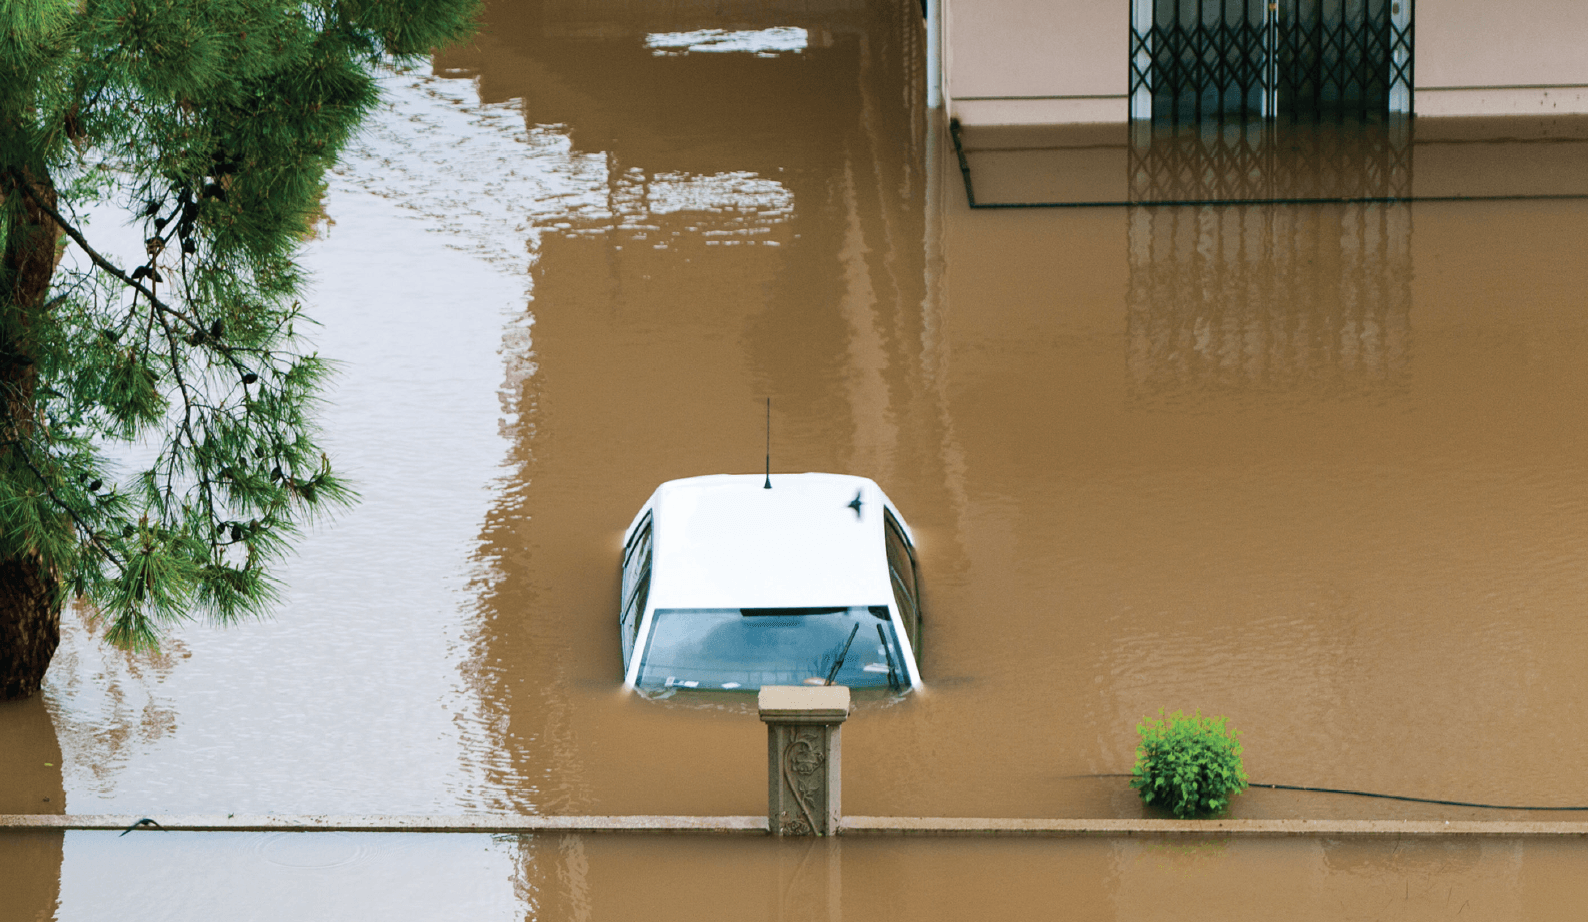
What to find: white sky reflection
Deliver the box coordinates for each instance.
[39,63,795,830]
[646,171,795,216]
[644,26,808,56]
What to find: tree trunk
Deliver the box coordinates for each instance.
[0,557,60,699]
[0,169,64,700]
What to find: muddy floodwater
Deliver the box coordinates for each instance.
[3,831,1588,920]
[5,0,1588,917]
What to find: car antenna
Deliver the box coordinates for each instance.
[763,397,772,489]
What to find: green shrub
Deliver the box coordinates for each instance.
[1130,709,1248,818]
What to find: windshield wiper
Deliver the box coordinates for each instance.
[824,624,862,685]
[877,624,901,691]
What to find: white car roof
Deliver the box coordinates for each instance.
[639,473,901,611]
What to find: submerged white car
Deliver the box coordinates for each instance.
[619,473,923,693]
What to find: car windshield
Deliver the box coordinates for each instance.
[636,606,908,691]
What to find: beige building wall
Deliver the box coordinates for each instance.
[940,0,1588,124]
[1417,0,1588,115]
[943,0,1126,124]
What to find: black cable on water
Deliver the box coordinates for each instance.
[1069,774,1588,811]
[1246,782,1588,811]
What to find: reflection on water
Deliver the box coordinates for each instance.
[435,0,933,818]
[0,833,62,922]
[594,167,795,249]
[1127,201,1411,398]
[644,26,810,56]
[3,832,1587,922]
[1128,117,1413,202]
[41,612,181,803]
[34,65,557,817]
[6,0,1588,915]
[643,171,792,219]
[962,113,1588,206]
[470,835,1588,922]
[0,697,63,922]
[539,0,866,39]
[45,833,523,922]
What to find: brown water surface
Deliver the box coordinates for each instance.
[5,832,1588,922]
[4,0,1588,916]
[430,0,1588,822]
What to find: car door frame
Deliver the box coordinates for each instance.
[619,511,653,668]
[882,505,923,662]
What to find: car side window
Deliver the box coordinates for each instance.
[622,515,652,610]
[621,515,653,658]
[624,571,650,654]
[883,510,920,652]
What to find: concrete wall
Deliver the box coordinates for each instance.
[940,0,1588,124]
[943,0,1125,125]
[1417,0,1588,116]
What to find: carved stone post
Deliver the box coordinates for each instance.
[759,685,850,837]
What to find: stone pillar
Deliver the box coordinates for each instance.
[759,685,850,837]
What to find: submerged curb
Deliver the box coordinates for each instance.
[0,815,769,834]
[839,817,1588,838]
[4,815,1588,837]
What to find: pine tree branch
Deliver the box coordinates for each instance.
[6,170,206,338]
[151,305,215,540]
[6,437,125,573]
[11,169,263,386]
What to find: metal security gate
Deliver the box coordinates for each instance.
[1130,0,1413,124]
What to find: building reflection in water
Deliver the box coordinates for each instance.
[1128,116,1412,202]
[430,6,936,910]
[1126,120,1413,399]
[0,695,65,922]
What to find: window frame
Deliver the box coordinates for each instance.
[883,508,921,656]
[620,513,654,664]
